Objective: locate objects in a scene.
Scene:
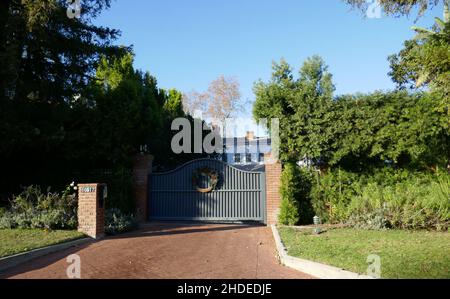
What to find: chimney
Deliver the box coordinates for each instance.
[246,131,255,141]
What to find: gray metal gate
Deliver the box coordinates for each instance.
[149,159,266,224]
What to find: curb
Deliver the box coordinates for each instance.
[271,225,375,279]
[0,237,92,273]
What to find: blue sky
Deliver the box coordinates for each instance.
[95,0,443,116]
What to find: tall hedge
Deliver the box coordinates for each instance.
[279,163,314,225]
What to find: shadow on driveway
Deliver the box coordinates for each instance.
[0,222,313,279]
[0,222,258,278]
[109,222,260,240]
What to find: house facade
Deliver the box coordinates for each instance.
[222,131,271,166]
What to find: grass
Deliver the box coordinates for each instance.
[278,227,450,279]
[0,229,85,258]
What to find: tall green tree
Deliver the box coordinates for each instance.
[0,0,123,199]
[91,52,174,166]
[254,56,335,164]
[346,0,449,170]
[253,57,448,170]
[91,52,204,170]
[164,89,185,119]
[0,0,123,104]
[389,6,450,98]
[329,91,448,170]
[344,0,450,102]
[387,1,450,152]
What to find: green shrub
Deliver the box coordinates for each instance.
[279,198,299,226]
[346,173,449,230]
[279,163,314,225]
[311,168,450,230]
[105,208,137,235]
[347,208,389,230]
[0,212,14,229]
[0,184,77,230]
[311,168,361,223]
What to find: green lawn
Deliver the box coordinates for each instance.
[0,229,85,258]
[278,227,450,279]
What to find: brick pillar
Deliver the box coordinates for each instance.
[78,183,106,239]
[133,154,154,223]
[265,153,282,225]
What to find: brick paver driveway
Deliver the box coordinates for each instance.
[0,223,313,279]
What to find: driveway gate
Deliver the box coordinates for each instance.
[148,159,266,224]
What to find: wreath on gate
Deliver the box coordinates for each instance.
[192,167,219,193]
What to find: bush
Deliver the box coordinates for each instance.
[0,185,77,230]
[347,207,389,230]
[346,173,449,230]
[105,208,137,235]
[279,198,299,226]
[279,163,314,225]
[0,212,14,229]
[311,168,361,224]
[311,168,450,230]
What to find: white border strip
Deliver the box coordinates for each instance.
[271,225,375,279]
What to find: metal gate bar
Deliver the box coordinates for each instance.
[148,159,266,224]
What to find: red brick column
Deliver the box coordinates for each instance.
[265,153,282,225]
[78,184,106,239]
[133,154,154,223]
